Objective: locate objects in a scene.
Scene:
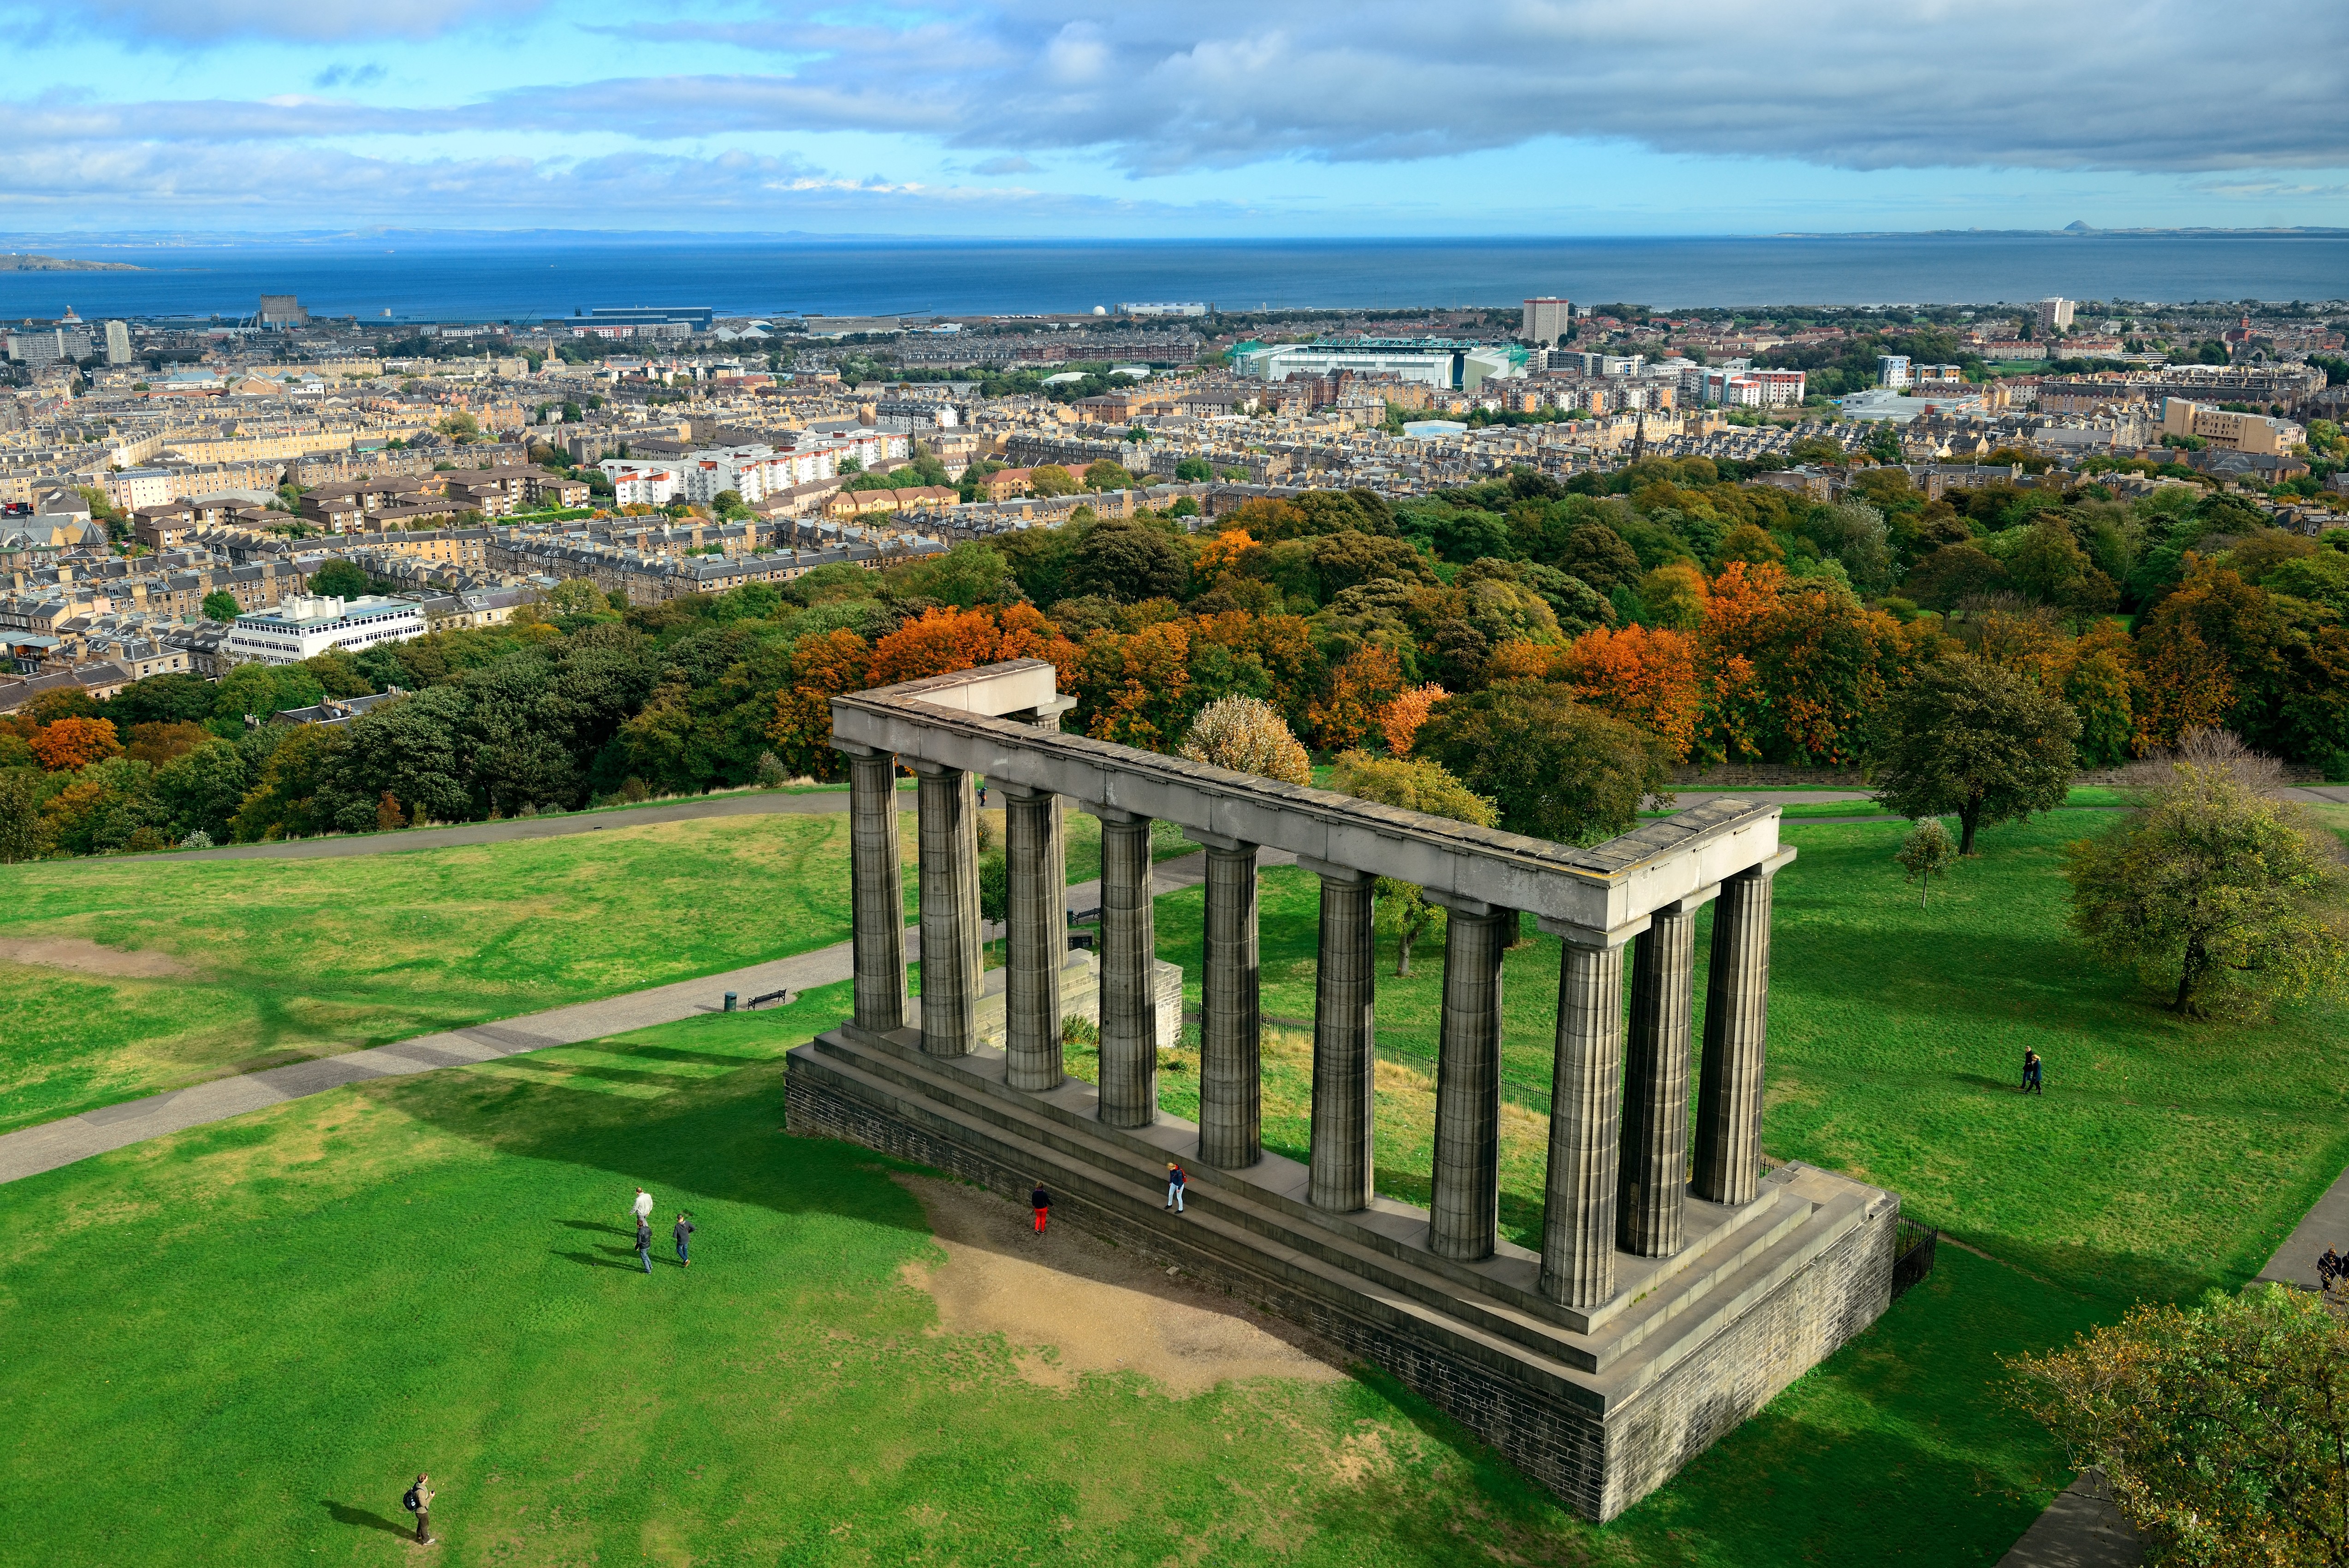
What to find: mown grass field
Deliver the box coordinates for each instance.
[0,979,2099,1568]
[3,803,2343,1564]
[0,801,1168,1134]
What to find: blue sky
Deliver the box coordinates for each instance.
[5,0,2349,236]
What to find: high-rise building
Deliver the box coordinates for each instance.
[1877,354,1913,389]
[259,294,310,328]
[1521,297,1572,344]
[2036,297,2075,333]
[104,320,131,365]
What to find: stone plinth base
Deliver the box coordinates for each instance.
[968,951,1183,1051]
[785,1025,1897,1521]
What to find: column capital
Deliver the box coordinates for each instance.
[1424,889,1509,919]
[832,740,885,760]
[1535,913,1647,950]
[1083,802,1151,825]
[1012,695,1079,725]
[1296,855,1375,886]
[996,780,1055,801]
[906,757,962,778]
[1183,827,1257,854]
[1739,846,1799,881]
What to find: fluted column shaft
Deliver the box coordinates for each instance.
[844,748,907,1034]
[1004,785,1064,1091]
[1694,867,1776,1205]
[1097,813,1157,1128]
[1618,901,1699,1257]
[915,764,981,1058]
[1539,938,1626,1309]
[1430,904,1509,1262]
[1307,864,1377,1213]
[1197,840,1262,1168]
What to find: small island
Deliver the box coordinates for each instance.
[0,252,145,272]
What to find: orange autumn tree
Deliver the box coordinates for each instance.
[1305,644,1405,752]
[1191,529,1257,588]
[766,628,873,780]
[1372,683,1446,756]
[1695,561,1905,766]
[1079,619,1194,749]
[1553,625,1702,764]
[29,717,122,772]
[868,606,1014,685]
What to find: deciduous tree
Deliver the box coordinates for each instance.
[2067,732,2349,1016]
[1176,696,1311,785]
[1416,681,1670,846]
[1870,655,2078,855]
[2009,1284,2349,1566]
[1328,750,1499,974]
[29,717,122,771]
[1894,818,1958,908]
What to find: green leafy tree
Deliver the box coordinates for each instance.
[152,741,254,844]
[201,590,241,622]
[1029,464,1079,498]
[0,769,52,861]
[1083,459,1136,492]
[1066,518,1186,604]
[1893,817,1958,907]
[1328,749,1500,975]
[1175,457,1211,482]
[1871,655,2079,855]
[2067,733,2349,1016]
[1416,681,1670,846]
[308,559,371,600]
[2010,1284,2349,1566]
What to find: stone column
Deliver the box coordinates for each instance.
[841,746,907,1035]
[1538,934,1626,1310]
[1306,861,1377,1214]
[1096,810,1157,1129]
[1192,832,1261,1169]
[1694,864,1778,1206]
[1618,897,1704,1258]
[1003,784,1063,1092]
[1429,898,1510,1262]
[914,762,981,1059]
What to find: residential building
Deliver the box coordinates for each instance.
[2037,297,2076,334]
[1521,297,1572,345]
[222,594,427,667]
[599,461,681,506]
[1877,355,1913,390]
[102,469,177,511]
[2162,398,2306,455]
[104,321,131,365]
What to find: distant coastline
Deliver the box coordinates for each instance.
[0,253,145,273]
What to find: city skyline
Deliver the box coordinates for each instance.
[4,0,2349,235]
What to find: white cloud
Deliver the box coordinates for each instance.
[24,0,542,40]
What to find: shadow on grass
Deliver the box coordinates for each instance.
[321,1500,413,1538]
[555,1247,647,1270]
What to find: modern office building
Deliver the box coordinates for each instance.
[1877,355,1913,389]
[258,294,310,328]
[1231,337,1528,392]
[1521,297,1573,344]
[224,595,426,667]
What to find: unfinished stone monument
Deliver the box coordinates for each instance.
[785,659,1898,1520]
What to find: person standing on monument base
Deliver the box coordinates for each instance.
[1030,1181,1051,1234]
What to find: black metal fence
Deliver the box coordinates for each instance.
[1891,1217,1939,1300]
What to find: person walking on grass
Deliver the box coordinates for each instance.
[1165,1161,1187,1214]
[674,1212,695,1270]
[1030,1181,1051,1235]
[631,1185,653,1231]
[2019,1049,2043,1096]
[635,1212,653,1273]
[402,1473,435,1546]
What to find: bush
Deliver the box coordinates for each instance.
[1176,696,1311,785]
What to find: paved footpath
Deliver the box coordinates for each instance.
[0,845,1285,1187]
[2254,1159,2349,1290]
[1998,1469,2142,1568]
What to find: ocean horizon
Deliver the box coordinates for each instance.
[4,232,2345,323]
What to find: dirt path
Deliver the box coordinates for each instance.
[894,1174,1341,1396]
[0,938,192,979]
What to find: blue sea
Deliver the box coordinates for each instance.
[2,232,2345,322]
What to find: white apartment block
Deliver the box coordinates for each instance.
[224,594,427,667]
[1877,355,1913,389]
[2037,297,2076,333]
[599,462,682,506]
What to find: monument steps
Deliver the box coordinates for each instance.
[796,1025,1879,1399]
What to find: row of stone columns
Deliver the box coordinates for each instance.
[838,734,1780,1313]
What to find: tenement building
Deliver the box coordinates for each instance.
[786,660,1901,1521]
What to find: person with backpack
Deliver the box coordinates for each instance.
[1030,1181,1051,1235]
[1165,1161,1187,1214]
[674,1212,695,1270]
[402,1473,435,1546]
[635,1212,653,1274]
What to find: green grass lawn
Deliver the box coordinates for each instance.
[5,804,2343,1564]
[0,979,2092,1567]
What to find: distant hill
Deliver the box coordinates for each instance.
[0,253,144,272]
